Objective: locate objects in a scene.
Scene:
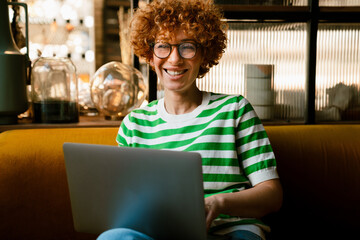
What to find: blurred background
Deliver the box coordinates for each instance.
[8,0,360,124]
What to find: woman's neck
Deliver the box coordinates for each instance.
[163,88,203,115]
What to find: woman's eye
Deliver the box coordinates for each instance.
[181,43,196,50]
[156,44,169,49]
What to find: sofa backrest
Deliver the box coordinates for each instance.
[1,125,359,239]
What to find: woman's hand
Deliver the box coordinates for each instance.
[204,194,224,231]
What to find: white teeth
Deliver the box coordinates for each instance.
[166,70,186,76]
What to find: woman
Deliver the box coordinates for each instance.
[98,0,282,239]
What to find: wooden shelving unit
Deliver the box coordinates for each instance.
[102,0,131,64]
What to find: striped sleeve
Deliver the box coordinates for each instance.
[235,97,278,186]
[116,114,131,147]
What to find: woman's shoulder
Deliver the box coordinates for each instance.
[129,99,160,115]
[122,99,161,125]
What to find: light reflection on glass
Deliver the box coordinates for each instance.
[196,22,360,122]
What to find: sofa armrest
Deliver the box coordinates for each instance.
[264,125,360,239]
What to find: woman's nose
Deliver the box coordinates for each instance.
[167,47,183,64]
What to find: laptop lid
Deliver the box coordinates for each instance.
[63,142,207,240]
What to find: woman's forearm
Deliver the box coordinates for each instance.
[219,179,283,218]
[205,179,283,229]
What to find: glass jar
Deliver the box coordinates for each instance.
[31,57,79,123]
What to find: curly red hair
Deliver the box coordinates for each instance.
[130,0,227,78]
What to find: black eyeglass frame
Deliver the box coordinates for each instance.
[150,42,201,59]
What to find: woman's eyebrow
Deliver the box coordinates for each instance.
[155,38,196,43]
[181,39,196,42]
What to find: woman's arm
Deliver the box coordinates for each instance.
[204,178,283,231]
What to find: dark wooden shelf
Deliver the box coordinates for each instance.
[106,0,130,8]
[220,5,360,22]
[0,115,122,132]
[105,28,120,35]
[101,0,131,67]
[218,5,309,12]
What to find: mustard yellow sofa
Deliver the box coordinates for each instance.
[0,125,359,240]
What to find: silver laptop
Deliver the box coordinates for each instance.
[63,142,207,240]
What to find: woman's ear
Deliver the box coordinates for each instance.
[149,58,156,72]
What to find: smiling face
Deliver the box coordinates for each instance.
[150,29,204,95]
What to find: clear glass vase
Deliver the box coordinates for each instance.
[90,61,147,120]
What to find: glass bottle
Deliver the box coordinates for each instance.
[31,57,79,123]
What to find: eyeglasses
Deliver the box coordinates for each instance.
[150,42,200,59]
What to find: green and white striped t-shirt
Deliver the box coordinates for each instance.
[116,91,279,235]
